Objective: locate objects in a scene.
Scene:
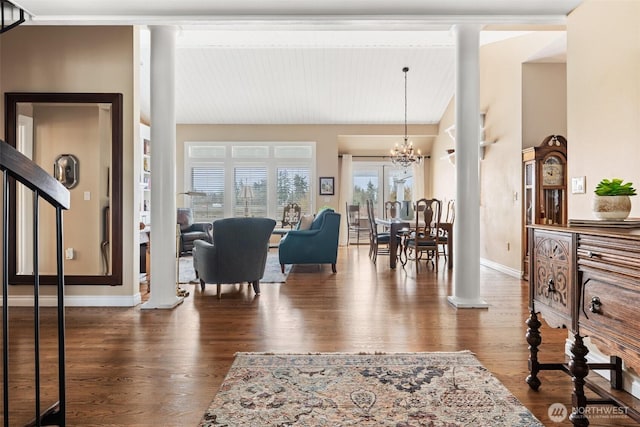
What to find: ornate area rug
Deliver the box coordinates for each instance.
[179,253,291,284]
[199,351,543,426]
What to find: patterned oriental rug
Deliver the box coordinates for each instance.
[199,351,543,426]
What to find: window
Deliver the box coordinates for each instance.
[387,169,414,203]
[352,162,414,218]
[191,166,224,220]
[235,167,267,218]
[353,166,380,212]
[185,142,315,221]
[277,167,311,218]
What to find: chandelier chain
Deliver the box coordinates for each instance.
[404,66,408,141]
[390,66,423,170]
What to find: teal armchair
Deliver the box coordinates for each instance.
[193,217,276,298]
[278,209,341,273]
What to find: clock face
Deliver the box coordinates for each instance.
[542,156,564,186]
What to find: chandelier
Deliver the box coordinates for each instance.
[390,66,423,170]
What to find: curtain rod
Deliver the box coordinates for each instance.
[338,154,431,159]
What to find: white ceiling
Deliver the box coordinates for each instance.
[13,0,580,126]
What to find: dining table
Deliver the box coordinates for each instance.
[375,217,453,270]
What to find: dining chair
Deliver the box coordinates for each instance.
[384,200,401,219]
[403,198,442,272]
[382,200,402,234]
[346,203,368,245]
[438,199,455,259]
[281,202,302,229]
[411,201,426,228]
[365,199,376,259]
[366,199,400,264]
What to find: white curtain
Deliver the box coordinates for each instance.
[412,162,425,202]
[338,154,353,246]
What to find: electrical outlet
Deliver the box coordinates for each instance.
[65,248,74,260]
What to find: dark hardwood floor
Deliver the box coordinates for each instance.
[3,245,636,426]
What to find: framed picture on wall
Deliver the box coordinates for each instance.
[319,177,334,195]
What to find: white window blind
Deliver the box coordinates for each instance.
[235,167,267,217]
[191,166,225,220]
[184,141,315,220]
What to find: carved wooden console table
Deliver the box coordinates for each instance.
[527,224,640,426]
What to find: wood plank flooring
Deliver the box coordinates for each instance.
[3,245,636,426]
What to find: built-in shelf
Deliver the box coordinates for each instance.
[140,124,151,225]
[442,112,496,163]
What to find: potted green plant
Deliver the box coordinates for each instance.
[592,178,637,220]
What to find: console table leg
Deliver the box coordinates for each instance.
[569,334,590,426]
[525,310,542,391]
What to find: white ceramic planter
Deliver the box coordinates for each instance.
[592,195,632,220]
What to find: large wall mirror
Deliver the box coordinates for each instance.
[6,92,123,286]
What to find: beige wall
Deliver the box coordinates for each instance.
[1,26,137,300]
[567,0,640,219]
[431,31,567,274]
[431,99,456,202]
[522,62,567,148]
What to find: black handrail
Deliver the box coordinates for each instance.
[0,141,69,209]
[1,140,69,426]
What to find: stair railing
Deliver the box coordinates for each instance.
[1,140,69,426]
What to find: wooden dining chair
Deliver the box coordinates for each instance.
[365,199,399,264]
[403,198,442,272]
[365,199,381,261]
[438,199,455,259]
[346,203,368,245]
[384,200,401,219]
[281,202,302,229]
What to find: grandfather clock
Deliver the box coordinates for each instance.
[521,135,567,280]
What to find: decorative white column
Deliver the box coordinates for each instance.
[447,24,488,309]
[141,26,183,309]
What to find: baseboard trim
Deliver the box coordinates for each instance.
[480,258,522,278]
[447,295,490,309]
[2,293,142,307]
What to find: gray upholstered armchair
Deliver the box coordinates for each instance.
[177,208,212,255]
[193,217,276,298]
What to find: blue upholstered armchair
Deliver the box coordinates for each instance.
[278,209,341,273]
[193,217,276,298]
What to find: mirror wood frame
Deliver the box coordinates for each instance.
[5,92,123,286]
